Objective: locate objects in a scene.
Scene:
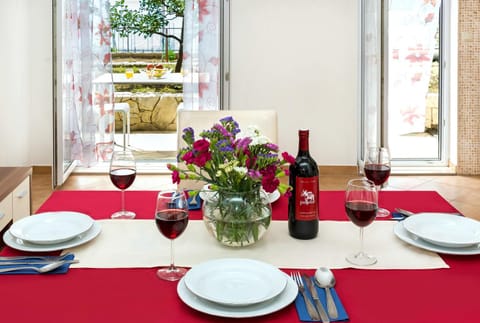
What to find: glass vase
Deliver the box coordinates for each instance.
[202,188,272,247]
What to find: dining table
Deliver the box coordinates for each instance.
[0,189,478,323]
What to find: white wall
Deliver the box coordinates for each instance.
[229,0,359,165]
[0,0,52,167]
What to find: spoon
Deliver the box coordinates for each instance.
[314,267,338,319]
[0,259,78,274]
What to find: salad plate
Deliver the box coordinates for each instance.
[3,221,102,252]
[178,272,297,318]
[393,221,480,255]
[184,258,287,307]
[9,211,94,245]
[402,213,480,248]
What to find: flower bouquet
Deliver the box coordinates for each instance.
[168,116,294,246]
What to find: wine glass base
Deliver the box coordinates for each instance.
[376,207,390,218]
[156,266,188,281]
[111,210,136,219]
[346,252,377,266]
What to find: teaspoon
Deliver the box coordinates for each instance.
[314,267,338,319]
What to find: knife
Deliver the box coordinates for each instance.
[303,274,330,323]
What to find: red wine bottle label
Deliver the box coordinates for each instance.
[295,176,319,221]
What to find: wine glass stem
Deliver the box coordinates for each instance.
[359,227,365,254]
[121,189,125,212]
[169,239,175,270]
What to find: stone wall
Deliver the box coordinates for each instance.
[114,93,182,132]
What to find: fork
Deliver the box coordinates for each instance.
[0,259,79,273]
[291,272,321,321]
[0,253,73,262]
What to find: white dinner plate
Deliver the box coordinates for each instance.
[402,213,480,248]
[3,221,102,252]
[184,258,287,306]
[393,221,480,255]
[178,272,297,318]
[9,211,94,245]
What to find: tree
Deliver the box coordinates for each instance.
[110,0,185,72]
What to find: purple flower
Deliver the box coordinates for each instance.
[182,127,195,144]
[236,137,252,150]
[266,143,278,151]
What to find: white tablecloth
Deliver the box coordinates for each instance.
[65,220,448,270]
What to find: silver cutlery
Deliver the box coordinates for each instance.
[395,208,462,217]
[291,272,321,321]
[0,259,79,274]
[303,273,330,323]
[0,253,73,262]
[314,268,338,319]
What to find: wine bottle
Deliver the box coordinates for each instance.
[288,129,319,239]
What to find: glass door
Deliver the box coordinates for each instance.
[361,0,451,170]
[385,0,446,166]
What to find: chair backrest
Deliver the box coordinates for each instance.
[176,109,278,190]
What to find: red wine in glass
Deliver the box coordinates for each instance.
[345,178,378,266]
[364,164,391,186]
[110,168,136,190]
[155,190,189,281]
[155,209,189,239]
[345,200,378,227]
[110,151,136,219]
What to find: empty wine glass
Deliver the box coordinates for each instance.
[345,178,378,266]
[364,146,391,217]
[109,151,136,219]
[155,190,189,281]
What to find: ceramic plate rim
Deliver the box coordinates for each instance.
[199,185,280,204]
[393,221,480,255]
[184,258,287,306]
[3,221,102,252]
[403,213,480,248]
[177,272,297,318]
[9,211,94,245]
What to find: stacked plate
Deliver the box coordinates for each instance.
[3,211,101,252]
[394,212,480,255]
[177,258,298,318]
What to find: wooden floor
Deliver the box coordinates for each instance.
[31,170,480,221]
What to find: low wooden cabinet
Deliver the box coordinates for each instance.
[0,167,32,232]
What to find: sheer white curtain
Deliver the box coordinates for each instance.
[361,0,382,155]
[182,0,220,111]
[62,0,114,167]
[388,0,441,135]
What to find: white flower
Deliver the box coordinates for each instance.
[238,125,271,146]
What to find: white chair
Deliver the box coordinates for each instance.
[176,109,278,190]
[114,103,131,149]
[100,103,131,150]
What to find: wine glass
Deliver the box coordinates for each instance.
[364,146,391,217]
[109,151,136,219]
[155,190,189,281]
[345,178,378,266]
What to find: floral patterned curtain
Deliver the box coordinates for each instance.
[388,0,441,135]
[63,0,114,166]
[182,0,220,111]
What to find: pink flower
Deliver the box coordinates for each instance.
[193,139,210,152]
[282,152,296,164]
[172,170,181,184]
[194,151,212,167]
[182,151,195,164]
[262,176,279,193]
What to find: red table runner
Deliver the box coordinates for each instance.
[1,190,478,323]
